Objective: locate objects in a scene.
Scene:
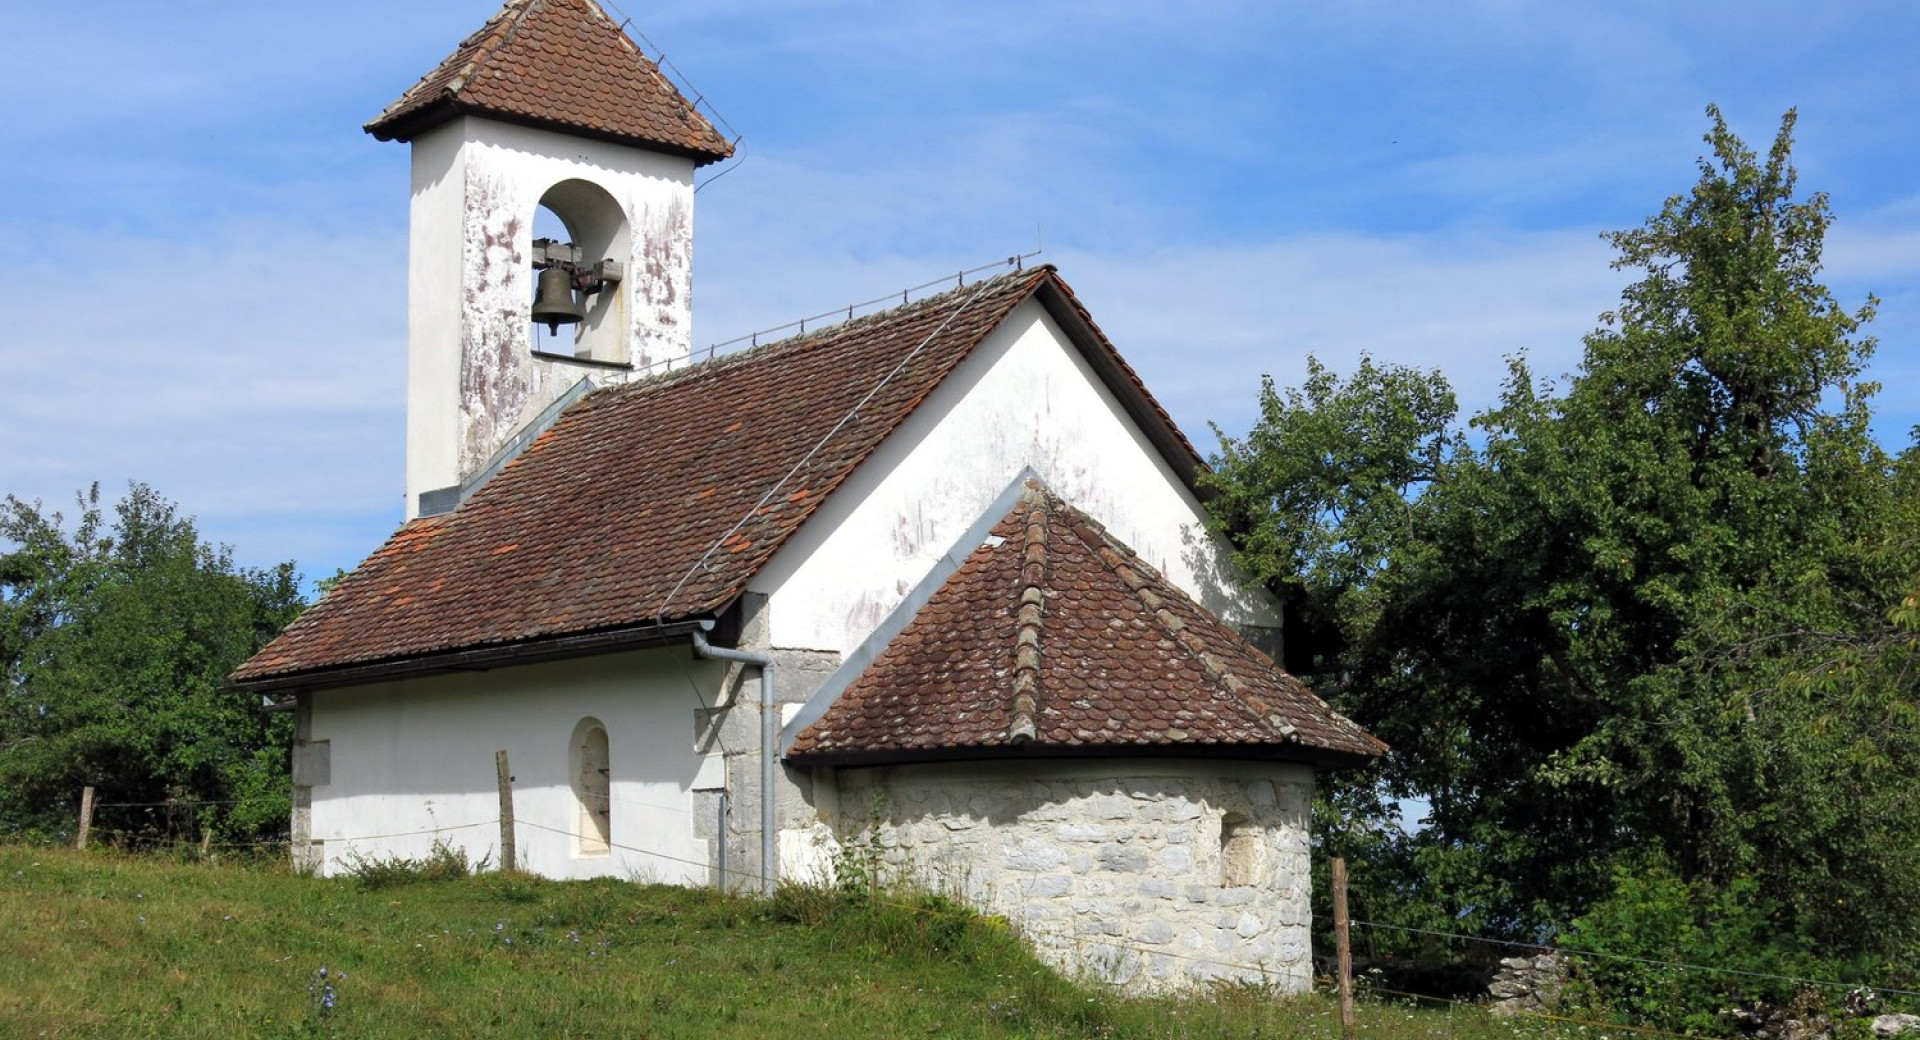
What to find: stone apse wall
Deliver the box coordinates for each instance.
[820,760,1317,993]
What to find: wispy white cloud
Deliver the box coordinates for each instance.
[1826,215,1920,443]
[0,219,406,577]
[4,0,1916,585]
[1053,231,1629,443]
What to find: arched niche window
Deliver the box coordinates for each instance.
[1220,811,1263,888]
[570,718,611,857]
[531,178,630,366]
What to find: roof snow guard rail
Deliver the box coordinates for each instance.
[705,252,1042,354]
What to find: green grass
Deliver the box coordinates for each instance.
[0,844,1595,1040]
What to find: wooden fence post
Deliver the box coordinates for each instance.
[1333,856,1356,1040]
[75,786,95,851]
[495,750,516,872]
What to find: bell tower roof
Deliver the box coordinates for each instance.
[365,0,734,165]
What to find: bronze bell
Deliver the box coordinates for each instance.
[532,266,587,334]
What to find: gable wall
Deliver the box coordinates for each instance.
[749,297,1279,656]
[302,647,729,882]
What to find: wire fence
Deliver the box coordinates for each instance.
[57,798,1920,1037]
[91,799,245,809]
[352,814,1917,1040]
[75,829,290,853]
[69,799,1920,1001]
[1334,917,1920,1001]
[75,796,257,852]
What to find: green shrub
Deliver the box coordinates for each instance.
[1561,861,1831,1034]
[339,839,488,889]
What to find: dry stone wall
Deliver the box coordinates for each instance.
[1489,953,1568,1016]
[821,759,1316,993]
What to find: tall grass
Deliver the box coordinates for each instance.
[0,844,1594,1040]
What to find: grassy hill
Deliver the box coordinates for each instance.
[1,844,1570,1040]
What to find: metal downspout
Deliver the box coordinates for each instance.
[692,625,777,897]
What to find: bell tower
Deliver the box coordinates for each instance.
[366,0,733,518]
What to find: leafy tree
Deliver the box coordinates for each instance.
[1209,355,1458,677]
[1209,107,1920,981]
[0,483,304,843]
[1209,358,1476,953]
[1464,106,1906,952]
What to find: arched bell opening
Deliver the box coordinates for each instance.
[531,179,631,365]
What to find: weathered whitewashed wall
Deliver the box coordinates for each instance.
[750,298,1281,657]
[297,639,1325,993]
[300,648,729,882]
[403,115,697,516]
[799,760,1317,993]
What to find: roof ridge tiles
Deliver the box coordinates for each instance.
[1061,494,1300,742]
[784,480,1388,766]
[483,0,540,71]
[1007,489,1050,744]
[365,0,733,163]
[368,1,525,129]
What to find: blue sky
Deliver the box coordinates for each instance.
[3,0,1916,586]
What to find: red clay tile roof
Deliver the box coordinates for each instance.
[787,482,1387,766]
[365,0,733,164]
[239,265,1198,688]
